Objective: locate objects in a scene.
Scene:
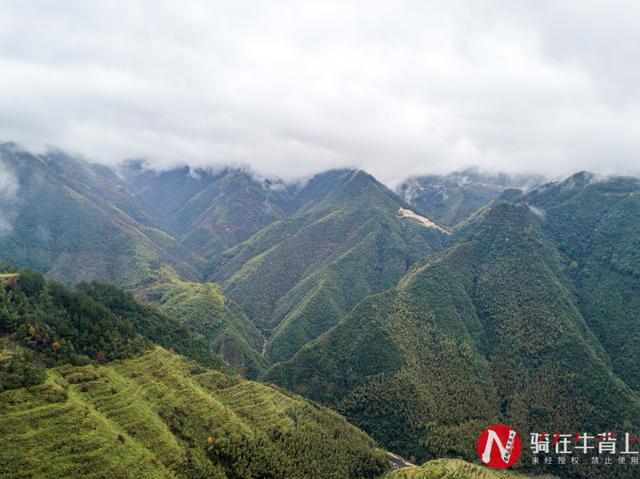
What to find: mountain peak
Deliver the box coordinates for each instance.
[567,170,595,185]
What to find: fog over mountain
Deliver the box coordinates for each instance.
[2,1,640,185]
[4,4,640,479]
[0,160,19,234]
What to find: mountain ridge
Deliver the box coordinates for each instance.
[267,192,640,478]
[3,142,640,478]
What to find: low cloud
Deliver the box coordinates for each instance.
[0,162,19,235]
[527,205,546,221]
[1,1,640,185]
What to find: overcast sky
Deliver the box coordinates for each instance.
[1,1,639,185]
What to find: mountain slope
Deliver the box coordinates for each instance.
[210,170,449,363]
[267,200,640,472]
[119,163,296,257]
[0,347,389,479]
[522,172,640,391]
[0,270,389,478]
[117,161,220,223]
[0,144,201,289]
[397,169,540,228]
[174,170,295,257]
[0,269,228,372]
[385,459,533,479]
[144,279,268,378]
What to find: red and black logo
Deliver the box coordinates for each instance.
[477,424,522,469]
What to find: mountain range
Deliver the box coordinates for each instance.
[2,141,639,478]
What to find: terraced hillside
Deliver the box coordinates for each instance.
[0,270,390,478]
[385,459,534,479]
[0,347,389,479]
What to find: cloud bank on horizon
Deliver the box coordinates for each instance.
[1,1,639,185]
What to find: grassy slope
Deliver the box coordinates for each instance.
[386,459,534,479]
[144,280,268,378]
[0,347,388,479]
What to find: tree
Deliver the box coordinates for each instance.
[0,348,46,391]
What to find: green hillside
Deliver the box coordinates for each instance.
[522,173,640,391]
[119,163,296,257]
[0,270,389,478]
[0,269,228,374]
[117,161,221,225]
[4,152,640,478]
[0,347,389,478]
[173,170,295,257]
[267,199,640,476]
[385,459,534,479]
[211,170,448,363]
[0,144,202,289]
[145,279,268,378]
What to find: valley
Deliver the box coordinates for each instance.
[2,143,639,478]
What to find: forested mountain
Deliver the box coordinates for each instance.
[144,279,268,378]
[117,164,453,367]
[0,143,201,289]
[0,271,389,478]
[522,172,640,391]
[209,169,449,362]
[0,146,454,374]
[267,177,640,478]
[0,268,228,376]
[3,143,640,478]
[397,169,541,228]
[120,162,298,256]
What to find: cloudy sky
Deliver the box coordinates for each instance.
[1,1,639,184]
